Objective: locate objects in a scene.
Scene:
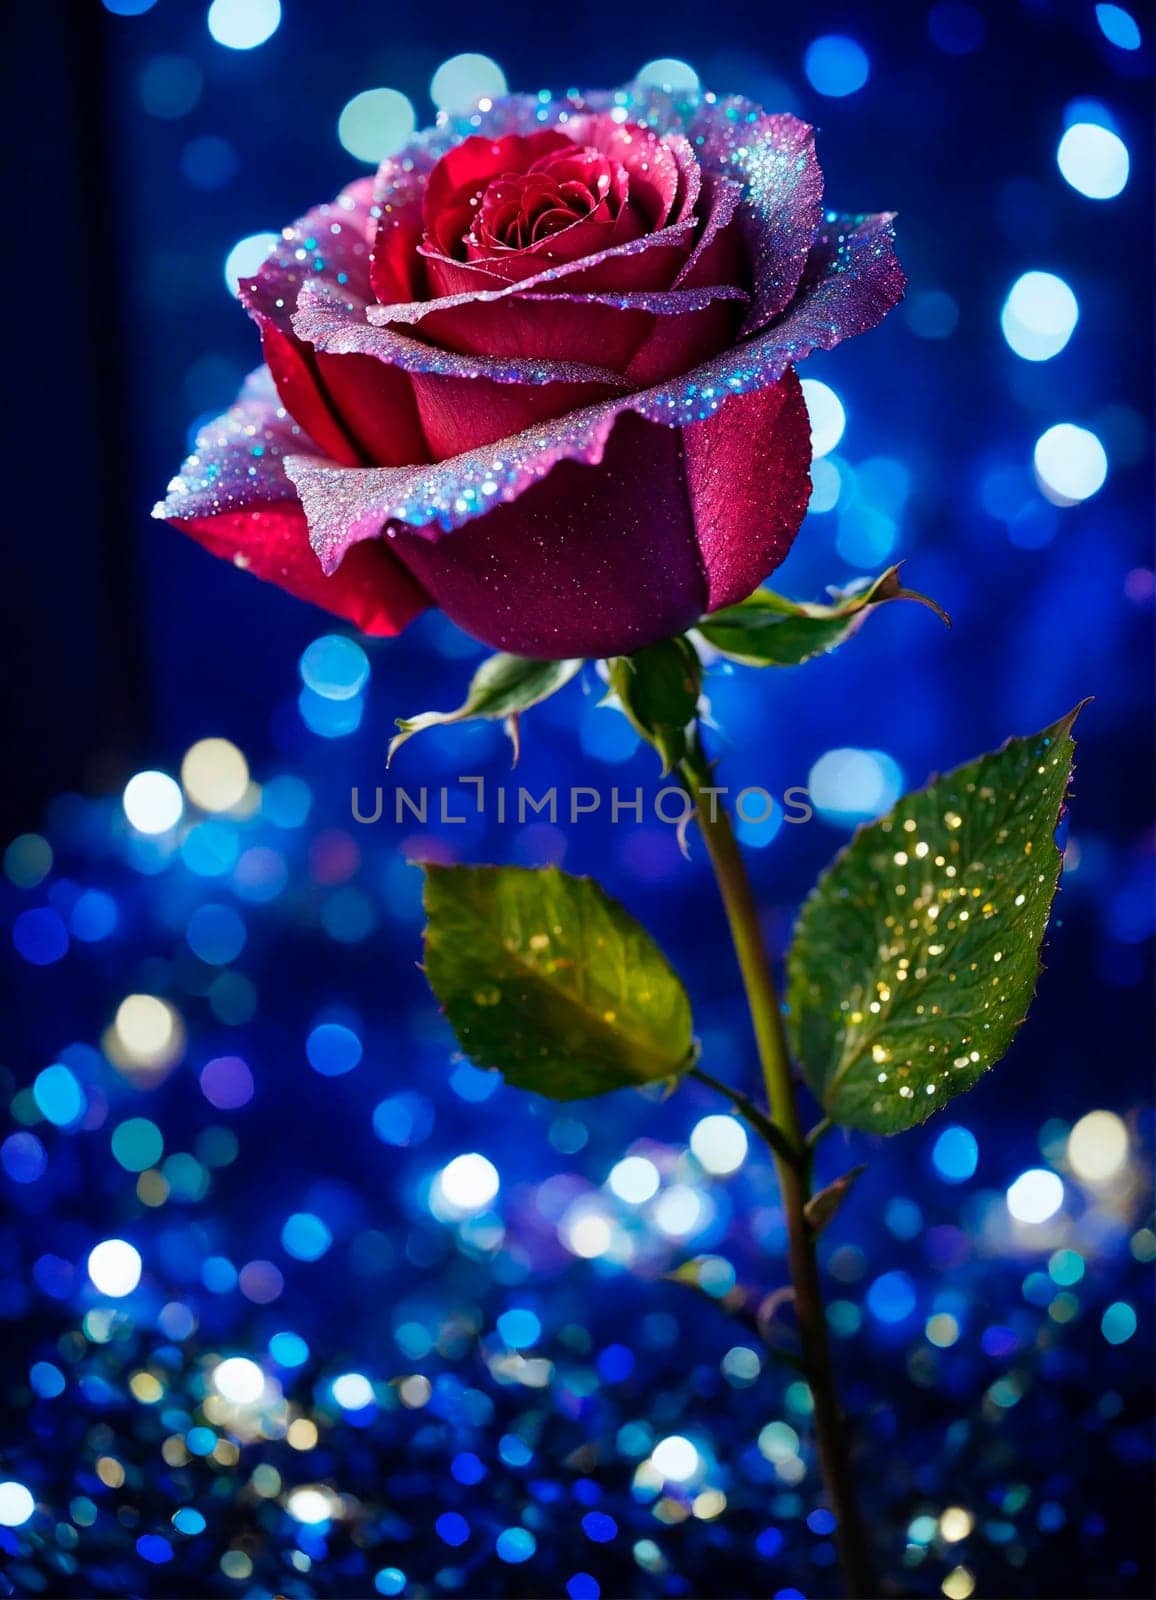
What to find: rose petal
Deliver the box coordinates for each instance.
[370,158,431,307]
[684,369,812,610]
[258,321,362,467]
[421,130,573,236]
[565,115,693,228]
[238,178,384,461]
[384,411,706,657]
[294,280,629,389]
[673,171,745,289]
[284,211,902,570]
[286,405,626,572]
[688,100,825,334]
[624,296,739,386]
[155,368,313,520]
[419,207,697,299]
[152,369,428,636]
[240,178,377,329]
[365,282,746,373]
[293,278,627,458]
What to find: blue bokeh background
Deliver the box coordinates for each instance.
[1,2,1152,1597]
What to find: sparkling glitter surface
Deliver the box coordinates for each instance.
[6,6,1154,1597]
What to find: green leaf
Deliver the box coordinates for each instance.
[786,706,1085,1134]
[389,653,583,763]
[422,863,695,1100]
[804,1166,866,1235]
[697,565,949,668]
[606,636,703,773]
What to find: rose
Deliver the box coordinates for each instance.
[157,85,903,659]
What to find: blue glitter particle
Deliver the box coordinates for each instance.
[496,1527,536,1563]
[172,1507,206,1535]
[885,1197,923,1239]
[451,1452,486,1485]
[757,1527,785,1559]
[436,1512,470,1547]
[30,1361,66,1399]
[70,890,118,942]
[373,1091,435,1148]
[186,903,247,965]
[1102,1302,1137,1344]
[33,1064,85,1128]
[567,1576,600,1600]
[582,1511,617,1543]
[269,1331,310,1367]
[2,1132,47,1183]
[807,1508,838,1535]
[306,1022,363,1077]
[186,1428,216,1457]
[281,1212,333,1262]
[804,34,870,97]
[866,1271,917,1325]
[597,1343,635,1383]
[496,1308,541,1349]
[299,685,365,738]
[299,634,371,701]
[931,1125,979,1183]
[499,1435,533,1468]
[201,1256,238,1293]
[14,908,69,966]
[375,1570,407,1596]
[1095,3,1142,50]
[136,1534,174,1564]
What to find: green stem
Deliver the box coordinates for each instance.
[680,737,876,1600]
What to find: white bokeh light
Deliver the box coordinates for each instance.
[438,1152,500,1213]
[650,1434,701,1482]
[181,737,250,812]
[1067,1110,1128,1184]
[0,1483,35,1528]
[809,457,843,513]
[213,1356,266,1405]
[207,0,281,52]
[1000,272,1079,362]
[808,748,904,824]
[1006,1168,1064,1224]
[689,1115,748,1176]
[636,58,701,93]
[559,1198,615,1258]
[800,379,846,458]
[1057,122,1130,199]
[1033,424,1108,506]
[607,1155,661,1204]
[122,770,184,834]
[223,232,278,295]
[430,54,507,114]
[653,1184,706,1239]
[87,1239,143,1297]
[332,1371,375,1409]
[286,1486,339,1524]
[337,88,417,164]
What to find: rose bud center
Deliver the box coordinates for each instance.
[470,145,624,252]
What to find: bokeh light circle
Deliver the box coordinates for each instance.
[636,58,701,94]
[1033,424,1108,506]
[1000,271,1079,362]
[430,54,508,113]
[207,0,281,51]
[87,1239,143,1297]
[338,89,417,164]
[1057,123,1130,199]
[804,35,870,97]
